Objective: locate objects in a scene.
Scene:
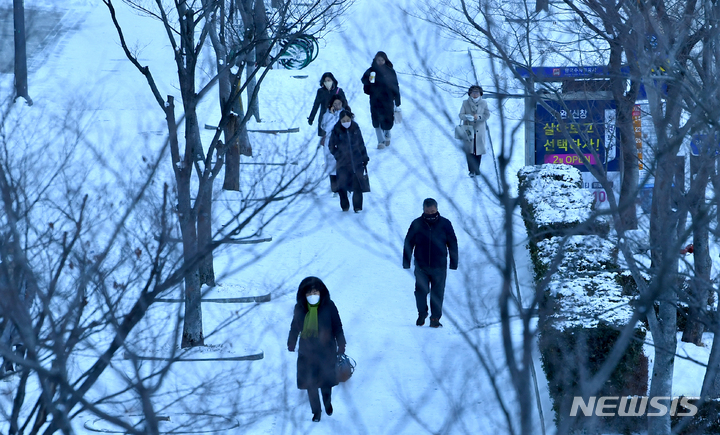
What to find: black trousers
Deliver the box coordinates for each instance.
[307,387,332,414]
[414,266,447,319]
[338,174,363,211]
[466,153,482,175]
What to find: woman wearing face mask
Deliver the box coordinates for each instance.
[308,72,350,138]
[320,96,345,195]
[458,85,491,177]
[288,276,346,423]
[328,110,370,212]
[361,51,401,149]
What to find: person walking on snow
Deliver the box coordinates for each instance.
[403,198,458,328]
[288,276,346,423]
[320,96,345,194]
[361,51,401,149]
[308,72,350,138]
[458,85,491,177]
[328,110,369,212]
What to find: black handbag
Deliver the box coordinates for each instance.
[336,353,356,383]
[356,168,371,193]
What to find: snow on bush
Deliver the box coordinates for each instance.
[521,164,648,433]
[518,164,593,228]
[535,235,618,279]
[548,272,634,330]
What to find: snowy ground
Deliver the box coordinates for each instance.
[1,0,714,434]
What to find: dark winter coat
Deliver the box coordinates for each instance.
[288,279,346,390]
[361,63,401,130]
[308,73,350,137]
[328,121,369,191]
[403,214,459,270]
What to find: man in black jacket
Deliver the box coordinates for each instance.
[403,198,459,328]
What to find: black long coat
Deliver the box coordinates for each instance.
[361,64,401,130]
[308,74,350,137]
[328,121,369,191]
[288,297,346,389]
[403,214,459,270]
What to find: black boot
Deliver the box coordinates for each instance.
[322,388,333,416]
[312,412,321,422]
[416,314,427,326]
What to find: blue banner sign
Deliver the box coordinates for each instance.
[516,65,630,81]
[535,100,620,172]
[689,134,720,156]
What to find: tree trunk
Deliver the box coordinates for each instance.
[234,76,252,157]
[647,298,677,435]
[223,113,240,191]
[701,310,720,398]
[246,59,261,122]
[13,0,32,105]
[202,4,243,192]
[166,96,204,348]
[197,179,215,287]
[647,156,679,435]
[183,95,214,288]
[609,43,637,231]
[701,168,720,398]
[617,99,639,230]
[252,0,271,67]
[682,156,713,345]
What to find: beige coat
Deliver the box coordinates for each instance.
[458,97,491,155]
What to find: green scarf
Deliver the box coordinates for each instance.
[301,303,320,339]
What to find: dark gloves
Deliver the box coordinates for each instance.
[338,345,345,355]
[450,264,458,270]
[288,343,296,352]
[307,117,313,126]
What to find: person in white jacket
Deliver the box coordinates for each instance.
[320,96,345,192]
[458,85,491,177]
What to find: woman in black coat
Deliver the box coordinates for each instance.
[288,276,346,422]
[328,110,370,212]
[308,72,350,138]
[361,51,401,149]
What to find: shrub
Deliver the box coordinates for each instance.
[519,163,649,434]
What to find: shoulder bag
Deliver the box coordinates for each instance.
[336,353,356,383]
[356,167,371,193]
[454,122,474,141]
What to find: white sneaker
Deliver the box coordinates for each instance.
[377,142,386,149]
[385,139,391,147]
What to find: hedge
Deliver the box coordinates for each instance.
[519,164,648,433]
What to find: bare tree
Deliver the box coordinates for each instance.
[0,72,324,432]
[405,0,720,433]
[103,0,350,347]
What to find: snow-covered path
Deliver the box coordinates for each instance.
[7,1,545,434]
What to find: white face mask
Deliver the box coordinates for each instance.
[307,294,320,305]
[471,96,481,103]
[324,80,333,90]
[341,121,351,129]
